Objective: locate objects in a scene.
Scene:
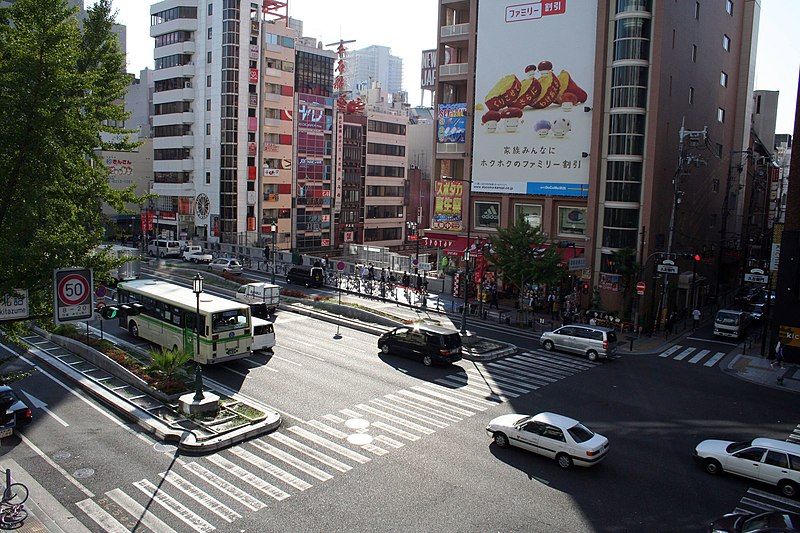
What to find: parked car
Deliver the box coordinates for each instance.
[207,258,243,274]
[286,265,325,288]
[694,437,800,498]
[183,246,213,263]
[713,309,752,339]
[236,282,280,317]
[378,324,462,367]
[0,386,32,427]
[147,239,182,258]
[486,412,609,469]
[539,325,618,361]
[748,303,766,322]
[707,511,800,533]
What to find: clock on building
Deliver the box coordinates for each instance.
[195,193,210,220]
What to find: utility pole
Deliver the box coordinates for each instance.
[715,150,751,300]
[632,225,646,335]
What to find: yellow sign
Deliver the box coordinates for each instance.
[778,325,800,348]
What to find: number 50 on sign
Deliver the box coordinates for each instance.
[53,268,93,324]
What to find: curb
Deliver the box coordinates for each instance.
[279,302,392,336]
[462,345,519,362]
[721,353,800,395]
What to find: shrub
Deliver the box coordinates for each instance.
[147,346,192,384]
[281,289,308,299]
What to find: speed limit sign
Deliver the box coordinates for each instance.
[53,268,93,324]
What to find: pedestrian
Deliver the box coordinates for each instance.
[360,263,368,281]
[772,341,785,368]
[665,313,674,338]
[368,263,375,281]
[402,271,410,287]
[490,287,499,310]
[692,308,701,330]
[380,268,386,282]
[589,315,597,326]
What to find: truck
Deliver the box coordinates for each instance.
[183,246,213,263]
[96,245,141,284]
[235,282,280,318]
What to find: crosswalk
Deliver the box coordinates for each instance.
[657,345,727,367]
[732,423,800,517]
[77,349,599,531]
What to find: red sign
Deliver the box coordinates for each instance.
[321,239,330,246]
[636,281,646,295]
[249,68,259,83]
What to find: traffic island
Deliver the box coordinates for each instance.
[459,331,518,362]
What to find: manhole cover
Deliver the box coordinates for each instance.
[347,433,373,446]
[345,418,369,431]
[73,468,94,479]
[53,451,71,461]
[153,443,177,454]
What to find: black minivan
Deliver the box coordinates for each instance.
[378,324,463,367]
[286,265,324,288]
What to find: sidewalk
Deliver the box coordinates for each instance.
[723,337,800,394]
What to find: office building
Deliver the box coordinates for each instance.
[345,45,403,96]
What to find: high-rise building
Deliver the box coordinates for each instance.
[430,0,759,321]
[345,45,403,96]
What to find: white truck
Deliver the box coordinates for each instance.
[236,282,281,318]
[183,246,213,263]
[96,245,141,284]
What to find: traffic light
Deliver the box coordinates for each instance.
[582,282,590,294]
[693,253,701,262]
[99,306,119,320]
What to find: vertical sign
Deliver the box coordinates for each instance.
[334,111,344,215]
[53,268,93,324]
[421,49,437,90]
[0,290,29,321]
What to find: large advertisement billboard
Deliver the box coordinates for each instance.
[437,103,467,143]
[471,0,596,196]
[432,179,463,231]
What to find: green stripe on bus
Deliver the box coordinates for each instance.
[132,314,251,344]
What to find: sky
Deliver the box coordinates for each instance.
[103,0,797,134]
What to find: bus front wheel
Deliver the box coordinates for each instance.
[129,321,139,338]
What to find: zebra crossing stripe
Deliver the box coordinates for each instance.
[487,360,559,382]
[395,390,475,417]
[673,348,696,361]
[436,374,518,399]
[355,402,439,433]
[463,367,535,392]
[733,507,754,515]
[434,377,509,402]
[501,356,574,377]
[372,420,419,441]
[270,433,352,473]
[425,381,502,405]
[411,385,488,411]
[160,471,242,522]
[76,498,129,533]
[288,426,371,464]
[517,352,589,372]
[370,398,450,428]
[704,352,726,367]
[323,414,345,424]
[106,488,179,533]
[384,393,463,422]
[133,479,216,532]
[229,447,313,491]
[206,455,290,501]
[747,488,800,511]
[307,419,349,439]
[523,351,597,369]
[659,345,682,358]
[740,496,781,512]
[250,440,333,482]
[362,442,389,456]
[339,408,365,419]
[481,363,555,386]
[374,434,405,448]
[688,349,710,364]
[182,462,266,511]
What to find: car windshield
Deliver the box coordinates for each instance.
[716,312,740,325]
[0,391,16,410]
[438,334,461,348]
[567,423,595,443]
[725,440,752,453]
[741,513,795,533]
[212,309,249,333]
[513,416,533,426]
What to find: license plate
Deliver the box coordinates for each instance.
[0,427,13,438]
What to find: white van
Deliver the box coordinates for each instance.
[713,309,751,339]
[251,317,276,351]
[147,239,182,258]
[236,282,280,317]
[96,245,141,284]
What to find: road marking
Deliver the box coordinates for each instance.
[443,372,523,398]
[411,385,488,412]
[688,349,711,364]
[371,420,420,441]
[494,357,572,377]
[271,355,302,366]
[733,507,753,515]
[322,414,344,424]
[739,496,779,512]
[202,375,305,424]
[704,352,726,367]
[207,455,290,501]
[370,399,449,428]
[433,378,507,403]
[747,488,800,510]
[486,361,559,383]
[463,368,532,393]
[76,499,128,532]
[229,447,312,491]
[106,488,178,533]
[288,426,371,464]
[383,393,462,422]
[17,432,94,497]
[427,381,503,404]
[686,336,738,345]
[279,344,326,362]
[436,375,517,400]
[357,401,441,432]
[133,479,215,532]
[182,462,266,511]
[374,434,405,448]
[307,419,349,439]
[160,471,242,523]
[269,433,352,473]
[673,347,696,361]
[340,408,365,419]
[19,389,69,427]
[362,442,389,456]
[251,439,333,481]
[659,345,682,358]
[480,364,554,387]
[521,351,596,369]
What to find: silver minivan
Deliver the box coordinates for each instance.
[540,325,618,361]
[147,239,182,258]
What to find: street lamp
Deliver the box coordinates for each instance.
[270,222,277,284]
[192,274,204,401]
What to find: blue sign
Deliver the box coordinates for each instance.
[437,103,467,143]
[526,182,589,197]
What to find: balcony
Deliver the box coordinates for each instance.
[150,18,197,38]
[439,63,469,77]
[153,87,194,104]
[436,142,466,155]
[440,23,470,39]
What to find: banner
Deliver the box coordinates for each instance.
[437,103,467,143]
[432,179,463,231]
[421,49,437,90]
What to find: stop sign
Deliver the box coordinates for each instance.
[636,281,646,295]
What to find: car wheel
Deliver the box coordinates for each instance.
[423,355,433,367]
[587,350,599,362]
[493,432,509,448]
[543,340,554,351]
[222,269,228,273]
[779,480,798,498]
[556,453,573,469]
[159,251,165,258]
[703,458,722,475]
[128,321,139,338]
[147,250,154,257]
[380,344,389,355]
[207,266,212,271]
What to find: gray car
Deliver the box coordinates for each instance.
[207,258,243,274]
[539,325,618,361]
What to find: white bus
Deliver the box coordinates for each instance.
[116,279,253,364]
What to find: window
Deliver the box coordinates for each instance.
[717,107,726,123]
[206,171,211,184]
[367,143,406,157]
[689,86,694,105]
[207,51,212,63]
[154,148,191,160]
[208,27,212,39]
[720,71,728,87]
[154,31,193,48]
[514,204,542,228]
[151,6,198,25]
[756,94,762,114]
[153,124,191,137]
[672,29,675,49]
[205,147,211,159]
[206,99,211,111]
[154,54,192,70]
[206,123,211,135]
[207,3,212,16]
[154,77,191,92]
[726,0,733,15]
[733,448,766,462]
[567,424,595,443]
[153,101,191,115]
[694,1,699,19]
[723,34,731,51]
[790,455,800,472]
[691,44,697,62]
[474,202,500,229]
[764,451,789,468]
[211,309,248,334]
[206,75,211,87]
[558,207,587,236]
[542,426,566,442]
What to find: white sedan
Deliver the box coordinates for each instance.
[207,258,243,274]
[486,412,609,469]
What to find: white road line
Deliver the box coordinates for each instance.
[433,378,508,403]
[273,314,310,324]
[480,364,554,387]
[393,390,473,418]
[339,408,365,419]
[106,488,178,533]
[411,385,488,412]
[428,381,503,404]
[307,419,349,439]
[370,399,449,429]
[269,433,352,473]
[229,447,312,491]
[733,507,754,515]
[203,375,306,424]
[322,414,345,424]
[673,347,696,361]
[437,375,517,399]
[739,497,780,512]
[747,488,800,510]
[160,471,242,523]
[76,499,129,532]
[688,349,711,364]
[486,361,558,383]
[523,350,598,368]
[17,432,94,497]
[278,344,326,362]
[447,371,525,397]
[288,426,371,464]
[383,394,462,422]
[659,345,683,358]
[704,352,726,367]
[251,440,333,482]
[371,420,420,441]
[182,462,266,511]
[362,443,389,456]
[207,455,290,501]
[374,434,405,448]
[686,336,738,345]
[493,357,572,377]
[133,479,216,532]
[271,355,302,366]
[463,368,533,393]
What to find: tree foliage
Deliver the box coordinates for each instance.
[0,0,140,309]
[609,247,640,319]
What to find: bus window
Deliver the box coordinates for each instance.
[212,309,249,333]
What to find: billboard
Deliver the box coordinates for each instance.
[432,179,463,231]
[437,103,467,143]
[471,0,596,196]
[421,49,436,90]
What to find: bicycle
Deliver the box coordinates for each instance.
[0,502,27,527]
[0,473,28,528]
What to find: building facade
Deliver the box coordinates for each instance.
[345,45,403,96]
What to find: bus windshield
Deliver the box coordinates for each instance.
[212,309,249,333]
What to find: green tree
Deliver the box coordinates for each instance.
[608,248,639,319]
[148,346,192,385]
[0,0,140,310]
[488,215,563,308]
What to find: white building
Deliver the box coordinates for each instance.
[345,45,403,96]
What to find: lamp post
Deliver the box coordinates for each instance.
[192,274,204,402]
[270,222,277,284]
[461,248,471,334]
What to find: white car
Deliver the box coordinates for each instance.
[207,258,243,274]
[694,437,800,498]
[183,246,213,263]
[486,412,609,469]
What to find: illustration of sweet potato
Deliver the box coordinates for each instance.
[556,70,588,104]
[485,75,521,111]
[512,77,542,109]
[531,71,561,109]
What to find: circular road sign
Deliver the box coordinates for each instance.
[58,273,91,306]
[412,259,419,266]
[95,284,107,298]
[336,261,345,271]
[636,281,646,295]
[95,301,106,311]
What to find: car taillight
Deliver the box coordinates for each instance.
[602,340,608,350]
[23,408,32,420]
[586,450,598,457]
[440,349,450,355]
